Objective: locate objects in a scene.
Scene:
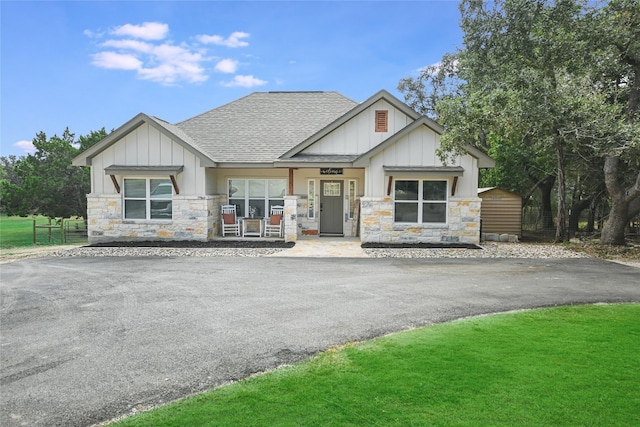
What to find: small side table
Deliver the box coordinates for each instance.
[242,218,263,237]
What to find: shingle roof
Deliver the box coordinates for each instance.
[176,91,358,163]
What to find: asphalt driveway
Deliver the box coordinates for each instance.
[1,255,639,427]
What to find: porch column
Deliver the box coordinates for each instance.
[283,195,298,242]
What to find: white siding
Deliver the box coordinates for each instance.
[301,100,413,155]
[91,123,205,196]
[363,125,479,199]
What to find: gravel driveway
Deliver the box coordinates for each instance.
[1,253,639,427]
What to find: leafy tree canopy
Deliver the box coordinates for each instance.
[0,127,107,218]
[399,0,640,244]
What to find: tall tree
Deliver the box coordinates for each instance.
[401,0,638,244]
[0,128,107,218]
[596,0,640,245]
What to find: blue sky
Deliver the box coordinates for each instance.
[1,1,463,157]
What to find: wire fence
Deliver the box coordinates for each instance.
[522,204,639,241]
[32,217,87,245]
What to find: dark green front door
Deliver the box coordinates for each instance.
[320,180,344,236]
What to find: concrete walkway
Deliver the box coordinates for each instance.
[271,237,368,257]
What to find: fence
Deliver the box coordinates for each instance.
[32,217,87,245]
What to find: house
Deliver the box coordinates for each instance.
[72,89,494,244]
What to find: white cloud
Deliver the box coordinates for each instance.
[91,51,143,70]
[111,22,169,40]
[101,39,154,53]
[88,23,259,86]
[92,39,208,84]
[139,44,208,84]
[196,31,250,48]
[83,29,104,38]
[222,75,267,88]
[14,140,35,154]
[214,58,239,73]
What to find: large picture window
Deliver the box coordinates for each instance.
[123,178,173,220]
[228,179,286,218]
[394,180,447,223]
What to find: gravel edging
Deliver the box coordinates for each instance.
[364,242,591,258]
[51,242,592,259]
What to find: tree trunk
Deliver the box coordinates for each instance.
[629,197,640,220]
[587,204,595,233]
[569,198,591,236]
[555,140,567,242]
[527,174,555,231]
[601,156,640,245]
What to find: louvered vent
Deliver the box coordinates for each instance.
[375,110,388,132]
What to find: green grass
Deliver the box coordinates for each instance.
[112,304,640,427]
[0,215,87,248]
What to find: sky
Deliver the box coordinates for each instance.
[1,0,463,157]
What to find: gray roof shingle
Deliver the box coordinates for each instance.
[176,91,358,163]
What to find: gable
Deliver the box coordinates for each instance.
[281,89,422,159]
[299,98,414,156]
[72,113,215,167]
[355,121,443,168]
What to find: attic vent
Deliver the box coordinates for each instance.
[375,110,388,132]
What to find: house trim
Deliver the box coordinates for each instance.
[383,166,465,176]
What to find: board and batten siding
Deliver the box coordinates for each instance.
[478,188,522,235]
[90,123,206,195]
[363,125,479,199]
[301,100,413,155]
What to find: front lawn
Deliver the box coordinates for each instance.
[112,304,640,427]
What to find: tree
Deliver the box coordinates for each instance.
[399,0,639,244]
[596,0,640,245]
[0,128,107,219]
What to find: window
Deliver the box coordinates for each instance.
[323,182,341,196]
[228,179,286,218]
[348,179,356,219]
[375,110,388,132]
[123,178,173,220]
[394,180,447,223]
[308,179,316,219]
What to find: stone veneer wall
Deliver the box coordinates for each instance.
[283,195,298,242]
[359,196,482,244]
[86,193,222,243]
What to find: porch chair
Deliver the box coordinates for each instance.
[264,205,284,237]
[221,204,240,236]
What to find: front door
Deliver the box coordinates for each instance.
[320,180,344,236]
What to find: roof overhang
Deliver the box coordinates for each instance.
[274,154,359,168]
[104,165,184,194]
[383,166,464,176]
[104,165,184,176]
[464,145,495,168]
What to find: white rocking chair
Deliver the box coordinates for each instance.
[264,205,284,237]
[221,204,240,236]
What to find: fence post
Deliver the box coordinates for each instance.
[33,219,36,245]
[60,218,65,244]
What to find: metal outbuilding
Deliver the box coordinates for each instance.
[478,187,522,237]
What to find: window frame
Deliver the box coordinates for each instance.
[393,179,448,224]
[308,179,316,219]
[347,179,357,220]
[228,178,287,218]
[123,177,173,221]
